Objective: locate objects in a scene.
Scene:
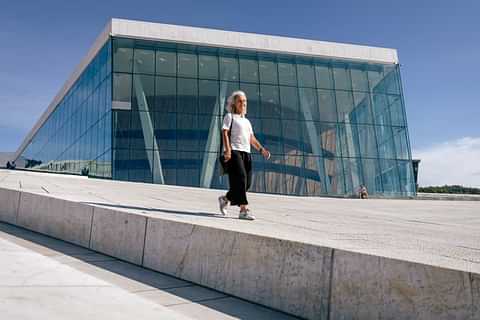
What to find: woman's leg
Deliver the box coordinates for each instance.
[226,151,249,206]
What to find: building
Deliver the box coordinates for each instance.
[13,18,415,197]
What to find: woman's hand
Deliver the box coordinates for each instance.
[261,148,271,160]
[223,150,232,162]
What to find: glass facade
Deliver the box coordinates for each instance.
[18,41,112,178]
[16,35,415,197]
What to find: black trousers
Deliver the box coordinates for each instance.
[226,150,252,206]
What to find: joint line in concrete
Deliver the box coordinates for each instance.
[327,248,335,320]
[15,191,22,225]
[140,217,149,266]
[88,207,95,249]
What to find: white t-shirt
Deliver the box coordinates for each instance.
[222,113,253,153]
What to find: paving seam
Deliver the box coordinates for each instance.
[163,295,231,307]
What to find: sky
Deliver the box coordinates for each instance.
[0,0,479,186]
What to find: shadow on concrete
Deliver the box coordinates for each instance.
[0,222,298,320]
[82,202,238,219]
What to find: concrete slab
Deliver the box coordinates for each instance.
[16,191,93,247]
[0,187,20,224]
[90,206,147,264]
[1,169,479,319]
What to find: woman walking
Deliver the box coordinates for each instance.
[218,90,271,220]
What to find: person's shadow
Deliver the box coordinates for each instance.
[82,202,237,219]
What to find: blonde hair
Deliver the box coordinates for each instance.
[226,90,247,115]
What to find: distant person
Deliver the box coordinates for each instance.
[359,184,368,199]
[6,161,11,169]
[218,90,271,221]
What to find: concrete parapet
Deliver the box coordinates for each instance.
[0,188,20,225]
[90,206,147,265]
[143,219,332,319]
[16,191,93,248]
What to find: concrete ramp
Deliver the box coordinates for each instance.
[0,169,479,319]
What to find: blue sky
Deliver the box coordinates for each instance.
[1,0,479,185]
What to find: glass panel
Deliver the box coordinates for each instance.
[299,87,318,121]
[199,80,219,115]
[388,94,405,126]
[129,149,153,183]
[282,119,302,156]
[315,63,334,89]
[113,148,129,181]
[176,113,198,151]
[335,91,354,122]
[384,65,401,94]
[112,111,130,149]
[343,157,363,195]
[112,73,132,110]
[393,127,410,160]
[219,55,239,81]
[361,158,383,194]
[156,49,176,76]
[113,39,133,73]
[249,154,265,193]
[323,157,345,195]
[333,64,352,90]
[350,66,369,92]
[304,156,325,196]
[199,54,219,80]
[259,58,278,84]
[356,125,378,158]
[240,83,260,118]
[239,56,259,83]
[352,91,373,124]
[297,63,315,88]
[154,112,176,151]
[130,111,154,150]
[380,159,400,194]
[176,151,200,187]
[178,52,198,78]
[376,125,396,159]
[155,76,176,112]
[279,86,299,120]
[260,84,280,118]
[260,118,283,154]
[317,89,337,122]
[368,66,384,92]
[132,74,155,111]
[177,78,198,114]
[133,49,155,74]
[398,160,415,195]
[264,154,286,194]
[372,93,391,126]
[284,154,305,195]
[278,61,297,86]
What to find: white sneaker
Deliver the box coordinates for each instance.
[239,209,255,221]
[218,196,228,215]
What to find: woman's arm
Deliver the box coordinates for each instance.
[222,129,232,161]
[250,134,271,160]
